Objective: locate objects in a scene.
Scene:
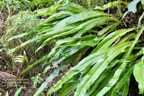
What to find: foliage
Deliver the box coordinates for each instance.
[1,0,144,95]
[133,56,144,94]
[0,11,40,70]
[0,0,55,14]
[0,0,25,13]
[14,86,23,96]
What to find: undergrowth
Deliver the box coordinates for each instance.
[1,0,144,96]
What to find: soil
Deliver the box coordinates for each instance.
[128,76,144,96]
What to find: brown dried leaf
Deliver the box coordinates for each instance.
[0,71,16,80]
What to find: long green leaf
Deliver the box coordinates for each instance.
[14,86,23,96]
[74,42,131,96]
[87,60,119,95]
[91,28,135,53]
[47,51,107,95]
[54,11,107,30]
[107,65,133,96]
[59,2,87,13]
[37,17,117,51]
[96,27,144,96]
[52,46,84,65]
[117,79,130,96]
[37,11,74,28]
[34,68,60,96]
[92,60,122,95]
[107,51,142,95]
[57,75,79,96]
[47,42,131,95]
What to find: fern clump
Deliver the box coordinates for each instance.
[1,0,144,96]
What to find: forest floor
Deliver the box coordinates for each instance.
[0,9,144,96]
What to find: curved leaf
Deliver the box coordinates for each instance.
[134,56,144,94]
[91,28,135,53]
[74,42,131,96]
[96,27,144,96]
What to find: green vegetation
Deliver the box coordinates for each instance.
[0,0,144,95]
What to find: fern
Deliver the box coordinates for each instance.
[4,0,144,96]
